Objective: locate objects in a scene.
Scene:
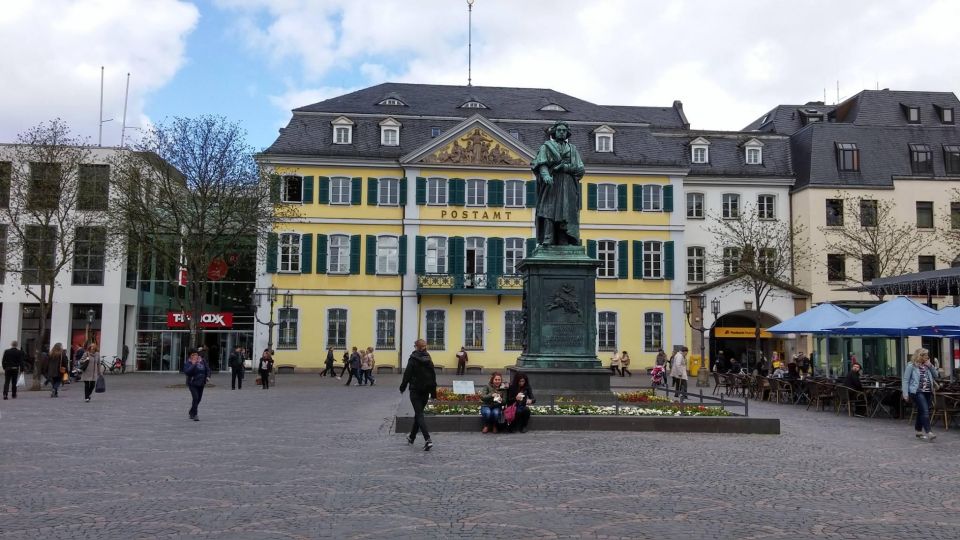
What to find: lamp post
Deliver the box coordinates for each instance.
[252,286,293,352]
[684,295,720,387]
[85,308,96,345]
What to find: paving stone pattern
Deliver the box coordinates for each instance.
[1,373,958,539]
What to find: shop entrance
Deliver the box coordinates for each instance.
[204,331,253,371]
[711,311,783,371]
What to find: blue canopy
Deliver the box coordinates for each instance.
[910,305,960,336]
[827,296,941,336]
[767,303,855,334]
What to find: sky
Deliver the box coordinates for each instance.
[2,0,960,151]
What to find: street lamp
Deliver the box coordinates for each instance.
[252,286,292,352]
[685,294,720,387]
[85,308,96,345]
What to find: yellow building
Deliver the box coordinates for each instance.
[257,83,690,371]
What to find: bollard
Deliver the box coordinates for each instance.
[744,393,749,417]
[699,388,704,405]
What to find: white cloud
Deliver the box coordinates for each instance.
[0,0,198,145]
[218,0,960,131]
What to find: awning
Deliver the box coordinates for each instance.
[767,303,855,334]
[826,296,941,336]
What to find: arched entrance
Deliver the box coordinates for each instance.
[711,310,784,371]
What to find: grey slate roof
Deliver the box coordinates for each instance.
[653,131,794,178]
[743,103,834,135]
[833,89,960,126]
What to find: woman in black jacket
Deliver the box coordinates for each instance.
[507,373,536,433]
[399,339,438,451]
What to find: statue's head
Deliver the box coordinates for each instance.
[548,121,570,142]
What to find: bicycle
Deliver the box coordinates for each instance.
[99,356,124,375]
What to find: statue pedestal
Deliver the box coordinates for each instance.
[513,245,610,394]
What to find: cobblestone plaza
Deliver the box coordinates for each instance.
[1,374,958,539]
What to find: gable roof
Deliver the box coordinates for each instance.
[832,89,960,126]
[742,102,834,135]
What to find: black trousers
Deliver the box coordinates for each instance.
[338,363,349,377]
[344,368,360,385]
[319,364,337,377]
[408,390,431,442]
[673,377,688,398]
[189,384,204,417]
[231,369,243,389]
[84,381,96,399]
[3,369,18,397]
[510,406,531,431]
[259,369,270,389]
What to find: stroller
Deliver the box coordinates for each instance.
[650,365,667,388]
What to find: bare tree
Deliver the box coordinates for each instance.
[707,204,809,369]
[111,116,297,351]
[819,191,926,300]
[0,119,121,390]
[939,188,960,266]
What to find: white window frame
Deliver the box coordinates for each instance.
[332,116,354,145]
[722,193,740,219]
[379,117,401,146]
[598,311,617,352]
[597,183,617,211]
[326,308,348,349]
[690,138,710,164]
[425,309,446,351]
[642,184,662,211]
[425,236,447,274]
[278,232,301,273]
[504,180,525,207]
[746,147,762,165]
[942,108,954,123]
[596,134,612,152]
[427,177,447,206]
[504,237,524,275]
[597,240,617,278]
[466,179,486,206]
[330,177,351,205]
[376,235,399,275]
[687,246,705,283]
[375,309,397,349]
[504,310,523,351]
[328,234,350,274]
[280,175,304,203]
[461,101,487,109]
[723,247,741,276]
[277,307,299,349]
[465,237,486,275]
[464,309,484,350]
[686,192,704,219]
[378,98,404,106]
[378,178,399,206]
[757,194,776,220]
[643,240,662,279]
[644,312,663,352]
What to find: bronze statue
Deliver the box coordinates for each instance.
[531,121,584,246]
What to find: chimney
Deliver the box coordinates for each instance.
[673,100,690,129]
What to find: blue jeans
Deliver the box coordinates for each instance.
[912,392,932,433]
[480,405,503,427]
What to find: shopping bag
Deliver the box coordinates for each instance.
[94,374,106,393]
[16,373,25,388]
[503,403,517,424]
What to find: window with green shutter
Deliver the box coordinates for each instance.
[488,180,504,207]
[415,236,426,274]
[617,240,628,278]
[449,236,465,275]
[587,183,598,210]
[663,185,674,212]
[587,239,597,259]
[632,184,642,212]
[315,234,327,274]
[351,177,362,205]
[269,175,281,203]
[525,180,537,208]
[398,235,407,275]
[632,240,643,279]
[449,178,465,206]
[664,240,675,279]
[318,177,330,204]
[349,235,361,274]
[415,176,426,205]
[400,177,408,205]
[617,184,627,211]
[487,237,504,276]
[365,235,377,275]
[525,237,536,259]
[367,178,379,206]
[300,233,313,273]
[302,176,314,204]
[266,233,278,273]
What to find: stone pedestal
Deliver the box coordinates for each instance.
[513,245,610,394]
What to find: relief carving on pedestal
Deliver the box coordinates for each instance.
[422,128,527,166]
[545,283,582,320]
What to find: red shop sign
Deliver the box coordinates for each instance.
[167,312,234,329]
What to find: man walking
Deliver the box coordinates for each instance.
[400,338,437,451]
[2,341,25,400]
[344,346,362,386]
[670,346,689,401]
[320,347,337,377]
[228,345,244,390]
[183,348,210,421]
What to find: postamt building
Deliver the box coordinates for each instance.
[257,83,692,371]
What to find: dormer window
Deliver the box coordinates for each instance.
[935,105,954,124]
[743,138,763,165]
[508,130,520,140]
[594,125,615,153]
[331,116,354,145]
[909,143,933,174]
[461,100,488,109]
[430,127,441,138]
[377,98,406,106]
[539,103,567,112]
[379,117,401,147]
[903,105,921,124]
[800,109,824,125]
[690,137,710,164]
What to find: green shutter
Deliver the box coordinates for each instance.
[415,236,426,274]
[400,177,408,205]
[525,180,537,208]
[525,237,536,259]
[632,184,642,212]
[316,234,327,274]
[300,233,313,273]
[633,240,643,279]
[349,235,361,274]
[450,236,465,275]
[488,179,503,207]
[266,233,278,273]
[302,176,314,204]
[587,239,597,260]
[365,235,377,275]
[662,185,674,212]
[318,177,330,204]
[416,176,426,205]
[617,184,627,211]
[351,177,362,205]
[449,178,465,206]
[367,177,379,206]
[587,183,597,210]
[617,240,628,279]
[487,237,504,277]
[269,175,280,203]
[399,235,408,275]
[664,240,675,280]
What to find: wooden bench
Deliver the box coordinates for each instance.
[465,366,483,374]
[276,364,295,374]
[376,366,394,374]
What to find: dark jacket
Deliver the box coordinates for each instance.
[325,350,335,366]
[400,349,437,397]
[844,369,863,392]
[349,351,361,369]
[44,351,68,380]
[2,347,24,370]
[183,360,210,387]
[258,356,274,372]
[228,352,243,371]
[507,384,535,407]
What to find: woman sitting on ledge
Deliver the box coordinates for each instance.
[507,373,536,433]
[480,372,507,433]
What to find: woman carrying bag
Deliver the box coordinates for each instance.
[79,343,101,402]
[45,343,68,398]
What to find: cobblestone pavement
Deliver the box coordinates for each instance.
[1,373,958,539]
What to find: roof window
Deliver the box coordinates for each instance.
[461,100,488,109]
[539,103,567,112]
[902,104,921,124]
[377,98,406,106]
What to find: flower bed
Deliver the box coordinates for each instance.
[424,402,731,417]
[434,387,481,402]
[615,391,672,404]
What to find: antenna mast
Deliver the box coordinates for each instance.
[99,66,104,146]
[467,0,474,86]
[121,73,130,147]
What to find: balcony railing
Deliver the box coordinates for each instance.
[417,273,523,294]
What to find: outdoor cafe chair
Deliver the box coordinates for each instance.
[712,372,729,396]
[835,385,869,417]
[933,392,960,430]
[773,378,794,404]
[754,376,771,401]
[806,381,835,412]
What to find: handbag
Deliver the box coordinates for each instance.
[504,403,517,424]
[62,371,69,382]
[243,359,252,369]
[94,374,106,393]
